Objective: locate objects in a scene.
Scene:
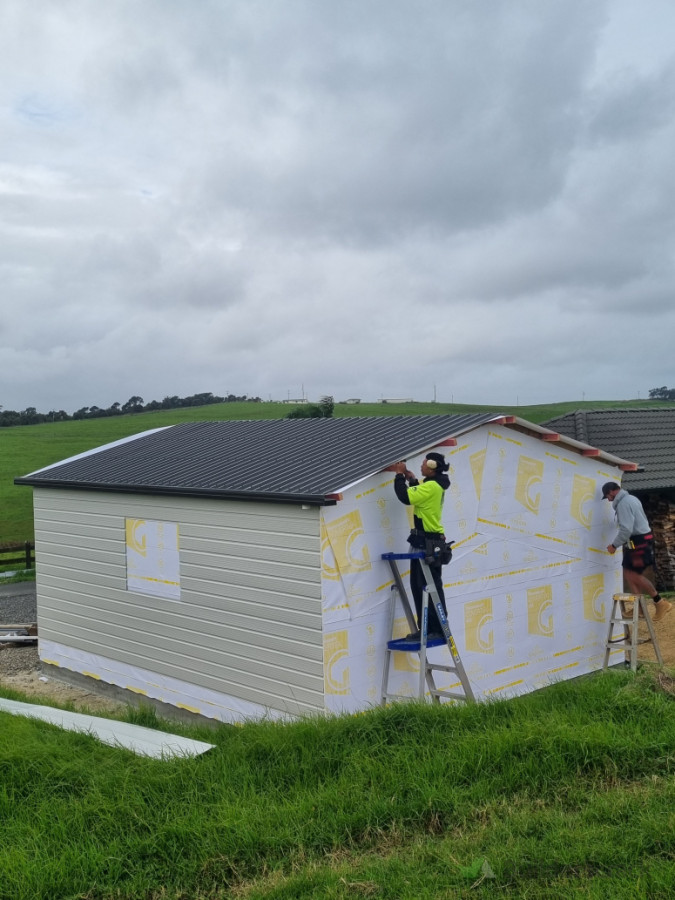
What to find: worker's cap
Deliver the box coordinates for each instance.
[601,481,620,499]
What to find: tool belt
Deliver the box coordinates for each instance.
[407,529,454,566]
[623,532,654,571]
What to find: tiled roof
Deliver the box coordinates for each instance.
[16,415,499,504]
[544,408,675,491]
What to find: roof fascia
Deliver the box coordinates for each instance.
[14,479,336,507]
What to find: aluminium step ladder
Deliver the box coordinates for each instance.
[380,552,475,705]
[603,593,663,672]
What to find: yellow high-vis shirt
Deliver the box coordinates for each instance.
[407,480,445,533]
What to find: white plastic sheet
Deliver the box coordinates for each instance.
[0,698,214,758]
[321,424,625,710]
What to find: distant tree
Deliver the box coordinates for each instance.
[286,397,334,419]
[122,396,145,413]
[20,407,43,425]
[286,405,323,419]
[0,409,21,427]
[184,392,224,407]
[319,395,334,418]
[648,386,675,400]
[0,388,261,428]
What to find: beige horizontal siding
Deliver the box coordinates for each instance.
[33,488,324,715]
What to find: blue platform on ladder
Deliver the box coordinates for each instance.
[381,552,425,560]
[387,636,447,650]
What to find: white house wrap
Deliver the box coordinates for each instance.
[16,415,636,723]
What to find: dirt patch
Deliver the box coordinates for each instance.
[0,655,126,714]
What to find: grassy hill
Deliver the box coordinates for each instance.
[1,398,671,543]
[1,668,674,898]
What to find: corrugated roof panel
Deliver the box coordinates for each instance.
[16,414,500,503]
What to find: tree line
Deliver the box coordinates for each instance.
[648,386,675,400]
[0,392,261,427]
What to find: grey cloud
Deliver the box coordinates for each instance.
[2,0,675,412]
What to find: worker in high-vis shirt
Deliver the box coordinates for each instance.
[393,452,451,640]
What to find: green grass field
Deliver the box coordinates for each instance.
[1,668,674,898]
[1,397,670,543]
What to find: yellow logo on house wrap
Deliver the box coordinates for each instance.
[470,449,486,499]
[571,474,595,529]
[324,630,350,694]
[515,456,544,514]
[321,511,372,580]
[125,519,147,556]
[465,598,494,653]
[527,585,554,637]
[582,573,605,622]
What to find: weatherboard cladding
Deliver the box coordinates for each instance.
[33,488,324,715]
[17,414,499,502]
[545,408,675,492]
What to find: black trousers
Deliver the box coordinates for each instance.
[410,558,447,634]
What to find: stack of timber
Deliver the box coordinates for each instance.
[643,494,675,592]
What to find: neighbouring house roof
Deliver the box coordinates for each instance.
[16,415,637,506]
[544,408,675,492]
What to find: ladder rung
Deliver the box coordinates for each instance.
[427,663,459,674]
[382,691,424,702]
[430,689,470,701]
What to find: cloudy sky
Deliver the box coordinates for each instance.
[2,0,674,413]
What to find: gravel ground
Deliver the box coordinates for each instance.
[0,581,39,677]
[0,580,124,711]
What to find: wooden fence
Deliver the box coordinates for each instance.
[0,542,35,570]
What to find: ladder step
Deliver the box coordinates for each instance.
[382,691,425,702]
[430,689,470,701]
[387,636,447,651]
[381,552,425,560]
[427,663,460,674]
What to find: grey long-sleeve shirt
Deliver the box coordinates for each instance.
[611,489,651,548]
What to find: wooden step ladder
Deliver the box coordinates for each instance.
[380,552,475,705]
[603,593,663,672]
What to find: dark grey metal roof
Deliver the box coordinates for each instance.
[545,408,675,492]
[15,414,501,505]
